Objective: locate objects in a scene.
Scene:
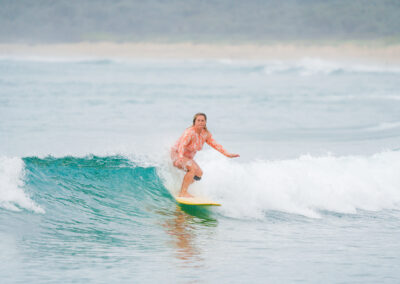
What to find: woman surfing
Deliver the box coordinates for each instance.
[171,113,240,197]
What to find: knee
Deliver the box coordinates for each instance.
[187,162,202,180]
[193,168,203,181]
[186,165,196,176]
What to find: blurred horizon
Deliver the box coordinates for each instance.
[1,0,400,44]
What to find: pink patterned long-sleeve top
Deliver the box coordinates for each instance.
[171,126,230,161]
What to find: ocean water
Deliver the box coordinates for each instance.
[1,56,400,283]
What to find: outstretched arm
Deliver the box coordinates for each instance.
[206,133,240,158]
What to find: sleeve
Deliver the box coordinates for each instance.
[177,129,193,159]
[206,132,230,157]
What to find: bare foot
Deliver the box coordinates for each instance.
[178,192,194,198]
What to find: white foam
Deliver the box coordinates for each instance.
[0,157,45,213]
[262,58,400,76]
[163,150,400,219]
[365,121,400,131]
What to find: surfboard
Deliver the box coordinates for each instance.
[174,196,221,206]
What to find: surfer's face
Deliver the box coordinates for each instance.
[194,115,206,129]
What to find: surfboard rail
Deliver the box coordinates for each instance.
[174,196,221,206]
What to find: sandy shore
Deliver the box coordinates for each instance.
[1,42,400,64]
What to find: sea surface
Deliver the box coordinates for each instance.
[1,55,400,283]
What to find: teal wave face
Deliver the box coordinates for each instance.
[23,155,173,225]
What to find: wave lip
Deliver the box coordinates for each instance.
[3,151,400,219]
[0,157,45,213]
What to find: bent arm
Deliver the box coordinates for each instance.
[177,130,193,159]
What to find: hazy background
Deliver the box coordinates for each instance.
[1,0,400,43]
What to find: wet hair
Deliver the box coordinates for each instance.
[192,113,208,132]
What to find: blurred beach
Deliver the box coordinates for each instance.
[1,42,400,63]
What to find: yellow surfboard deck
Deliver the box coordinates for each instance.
[174,196,221,206]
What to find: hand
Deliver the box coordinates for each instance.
[228,153,240,158]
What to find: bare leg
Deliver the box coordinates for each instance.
[180,170,195,197]
[177,159,203,197]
